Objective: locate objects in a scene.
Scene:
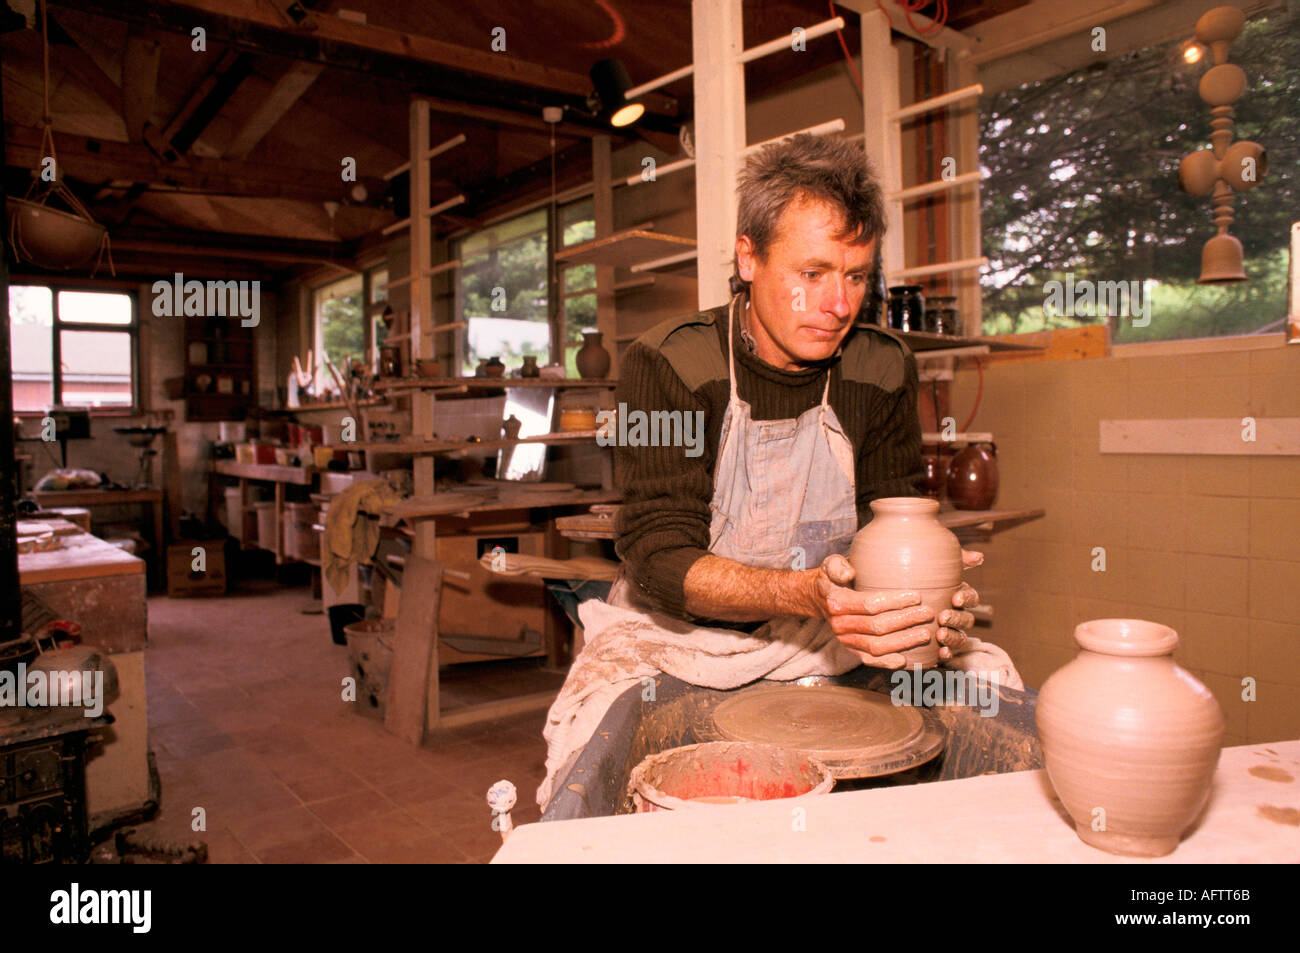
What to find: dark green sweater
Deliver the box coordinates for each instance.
[613,302,924,620]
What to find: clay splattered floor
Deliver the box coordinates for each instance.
[126,581,563,863]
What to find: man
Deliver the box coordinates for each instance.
[536,134,982,809]
[614,132,979,664]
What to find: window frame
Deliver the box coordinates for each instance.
[310,272,366,395]
[9,278,140,417]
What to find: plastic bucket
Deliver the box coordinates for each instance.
[283,502,318,561]
[628,741,835,812]
[224,488,244,541]
[253,501,276,548]
[344,618,395,715]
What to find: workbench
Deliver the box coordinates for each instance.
[18,530,153,828]
[495,740,1300,863]
[33,488,165,588]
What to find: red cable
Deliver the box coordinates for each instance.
[578,0,627,50]
[959,359,984,432]
[898,0,948,36]
[828,2,863,92]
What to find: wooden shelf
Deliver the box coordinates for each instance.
[874,328,1046,354]
[555,228,696,269]
[373,377,614,392]
[212,461,318,484]
[327,431,602,455]
[385,487,621,520]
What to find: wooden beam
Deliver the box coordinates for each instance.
[111,234,350,265]
[223,61,324,160]
[121,28,162,142]
[62,0,592,96]
[5,125,387,203]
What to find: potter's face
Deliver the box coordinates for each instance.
[735,194,876,370]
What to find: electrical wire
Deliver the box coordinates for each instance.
[898,0,949,36]
[828,2,863,93]
[959,358,984,432]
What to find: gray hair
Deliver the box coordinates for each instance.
[733,134,885,288]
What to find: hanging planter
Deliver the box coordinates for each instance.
[6,0,113,276]
[7,192,109,272]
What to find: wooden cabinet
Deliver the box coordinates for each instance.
[183,316,255,421]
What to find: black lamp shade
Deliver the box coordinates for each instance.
[589,58,644,127]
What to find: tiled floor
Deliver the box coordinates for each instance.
[129,580,563,863]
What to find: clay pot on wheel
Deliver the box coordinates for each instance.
[946,441,998,510]
[847,497,962,669]
[1035,618,1224,858]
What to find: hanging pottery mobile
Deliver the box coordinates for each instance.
[1176,6,1267,284]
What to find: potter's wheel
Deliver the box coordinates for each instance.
[702,685,946,780]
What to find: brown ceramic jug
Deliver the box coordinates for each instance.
[576,330,611,379]
[1035,619,1224,857]
[946,441,998,510]
[847,497,963,669]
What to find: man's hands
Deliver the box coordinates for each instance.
[807,550,983,669]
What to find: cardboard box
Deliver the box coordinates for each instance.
[166,539,228,597]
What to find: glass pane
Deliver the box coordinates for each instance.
[58,290,132,325]
[561,199,595,247]
[564,294,597,377]
[59,330,133,407]
[315,275,364,391]
[10,285,53,411]
[370,268,389,303]
[563,263,596,295]
[458,208,550,375]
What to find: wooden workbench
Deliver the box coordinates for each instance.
[493,740,1300,863]
[33,488,165,588]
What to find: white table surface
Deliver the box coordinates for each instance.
[493,741,1300,863]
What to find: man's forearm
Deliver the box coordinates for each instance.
[682,554,822,622]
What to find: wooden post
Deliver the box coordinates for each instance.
[691,0,746,311]
[592,134,617,374]
[859,9,905,281]
[407,96,439,737]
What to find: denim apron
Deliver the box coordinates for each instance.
[707,293,859,571]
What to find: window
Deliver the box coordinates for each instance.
[313,274,363,394]
[457,208,550,375]
[455,200,597,376]
[560,200,597,377]
[9,284,136,412]
[369,266,389,374]
[979,9,1296,342]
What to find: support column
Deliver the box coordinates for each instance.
[691,0,746,311]
[859,9,905,280]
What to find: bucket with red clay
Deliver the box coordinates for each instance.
[628,741,834,812]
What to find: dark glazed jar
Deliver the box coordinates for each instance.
[887,285,925,332]
[946,442,999,510]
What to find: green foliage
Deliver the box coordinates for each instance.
[980,11,1297,340]
[321,292,364,372]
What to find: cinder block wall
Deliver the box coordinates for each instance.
[951,343,1300,745]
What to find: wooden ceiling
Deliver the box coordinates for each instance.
[1,0,1027,279]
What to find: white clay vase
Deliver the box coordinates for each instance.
[847,497,962,669]
[1035,618,1224,858]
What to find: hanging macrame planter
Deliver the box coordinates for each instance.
[6,0,114,275]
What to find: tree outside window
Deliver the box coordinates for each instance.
[980,10,1296,342]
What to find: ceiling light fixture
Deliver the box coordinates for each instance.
[589,58,644,128]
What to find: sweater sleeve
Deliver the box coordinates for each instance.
[855,347,925,513]
[612,341,716,618]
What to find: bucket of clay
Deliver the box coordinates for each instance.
[627,741,834,812]
[344,618,395,716]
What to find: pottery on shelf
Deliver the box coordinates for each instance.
[520,355,540,378]
[946,441,999,510]
[575,330,611,379]
[847,497,962,669]
[485,356,506,379]
[474,358,489,378]
[919,449,946,498]
[1035,618,1224,858]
